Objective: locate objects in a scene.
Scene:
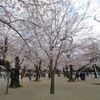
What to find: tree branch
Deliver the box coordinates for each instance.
[0,19,31,54]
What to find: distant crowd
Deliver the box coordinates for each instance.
[0,71,7,80]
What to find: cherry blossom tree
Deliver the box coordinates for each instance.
[0,0,94,94]
[73,37,100,78]
[17,0,93,94]
[0,2,27,87]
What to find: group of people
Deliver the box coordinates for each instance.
[75,72,86,81]
[27,71,51,81]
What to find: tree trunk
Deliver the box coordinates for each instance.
[9,70,21,88]
[85,67,89,76]
[57,69,60,77]
[9,56,21,88]
[50,70,55,94]
[92,65,98,78]
[34,60,41,81]
[49,55,55,94]
[35,67,39,81]
[68,65,74,82]
[63,68,66,77]
[6,72,10,94]
[66,67,69,78]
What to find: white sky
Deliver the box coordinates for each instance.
[86,0,100,37]
[60,0,100,39]
[72,0,100,39]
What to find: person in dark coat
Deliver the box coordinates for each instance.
[28,71,31,81]
[48,73,51,79]
[75,72,79,81]
[82,72,86,81]
[80,72,85,81]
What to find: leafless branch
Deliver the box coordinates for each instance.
[0,19,31,54]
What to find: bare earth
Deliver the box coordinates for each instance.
[0,75,100,100]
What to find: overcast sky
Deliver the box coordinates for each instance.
[74,0,100,38]
[88,0,100,37]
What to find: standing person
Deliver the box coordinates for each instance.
[33,72,36,78]
[80,72,85,81]
[80,72,83,81]
[3,71,7,81]
[28,71,31,81]
[43,72,46,78]
[75,72,79,81]
[38,73,41,79]
[48,73,51,79]
[82,72,86,81]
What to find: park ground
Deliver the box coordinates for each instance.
[0,75,100,100]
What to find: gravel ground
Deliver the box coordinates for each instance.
[0,75,100,100]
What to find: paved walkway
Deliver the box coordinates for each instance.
[0,75,100,100]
